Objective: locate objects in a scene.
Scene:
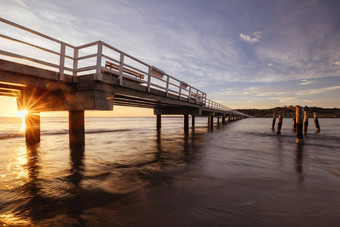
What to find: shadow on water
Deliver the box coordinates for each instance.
[68,146,85,187]
[295,144,304,184]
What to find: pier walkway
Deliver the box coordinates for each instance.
[0,18,246,147]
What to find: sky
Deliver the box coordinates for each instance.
[0,0,340,116]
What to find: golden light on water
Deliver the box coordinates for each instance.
[0,212,32,226]
[0,146,28,191]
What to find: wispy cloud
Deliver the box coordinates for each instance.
[331,61,340,66]
[296,86,340,95]
[299,79,315,85]
[240,32,262,44]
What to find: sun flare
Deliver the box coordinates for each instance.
[14,110,28,118]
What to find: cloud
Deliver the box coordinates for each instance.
[331,61,340,66]
[240,32,262,44]
[296,86,340,96]
[299,79,315,85]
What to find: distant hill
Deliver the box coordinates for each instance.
[236,106,340,118]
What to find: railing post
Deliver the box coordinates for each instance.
[195,90,199,104]
[178,82,182,100]
[59,42,66,80]
[165,75,169,97]
[188,86,192,102]
[147,66,152,92]
[119,53,124,86]
[96,42,103,80]
[73,47,78,78]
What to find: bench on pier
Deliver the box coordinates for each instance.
[190,93,203,102]
[104,61,145,83]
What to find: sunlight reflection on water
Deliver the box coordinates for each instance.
[0,145,27,190]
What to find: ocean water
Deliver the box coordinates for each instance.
[0,117,339,226]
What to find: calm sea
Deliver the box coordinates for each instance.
[0,117,339,226]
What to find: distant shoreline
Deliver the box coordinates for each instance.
[237,106,340,118]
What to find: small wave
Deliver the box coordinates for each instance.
[42,129,131,136]
[331,168,340,177]
[86,129,132,134]
[0,129,133,140]
[0,133,24,140]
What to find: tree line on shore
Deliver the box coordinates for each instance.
[236,106,340,118]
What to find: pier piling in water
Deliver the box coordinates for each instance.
[296,106,304,144]
[25,112,41,144]
[303,110,308,135]
[272,112,277,130]
[191,115,195,128]
[313,112,320,132]
[69,110,85,148]
[156,114,161,130]
[276,111,284,134]
[184,114,189,131]
[209,115,214,127]
[292,116,296,131]
[222,116,226,125]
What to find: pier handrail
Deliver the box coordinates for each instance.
[0,17,241,114]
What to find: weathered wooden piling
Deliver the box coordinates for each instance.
[69,110,85,148]
[296,106,304,144]
[222,116,226,125]
[276,111,284,134]
[209,115,214,127]
[156,114,161,130]
[272,112,277,130]
[292,116,296,131]
[25,112,40,144]
[191,115,195,128]
[217,116,220,125]
[184,114,189,131]
[313,112,320,132]
[303,110,308,135]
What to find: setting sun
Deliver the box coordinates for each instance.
[14,110,28,118]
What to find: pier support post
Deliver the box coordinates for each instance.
[69,110,85,148]
[292,116,296,131]
[191,115,195,129]
[25,112,40,144]
[272,112,276,130]
[313,112,320,132]
[222,116,226,125]
[296,106,304,144]
[217,116,220,125]
[184,114,189,131]
[156,114,161,130]
[276,111,284,134]
[303,110,308,135]
[208,115,214,127]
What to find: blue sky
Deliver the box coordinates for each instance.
[1,0,340,115]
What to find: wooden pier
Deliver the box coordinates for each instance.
[0,18,246,147]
